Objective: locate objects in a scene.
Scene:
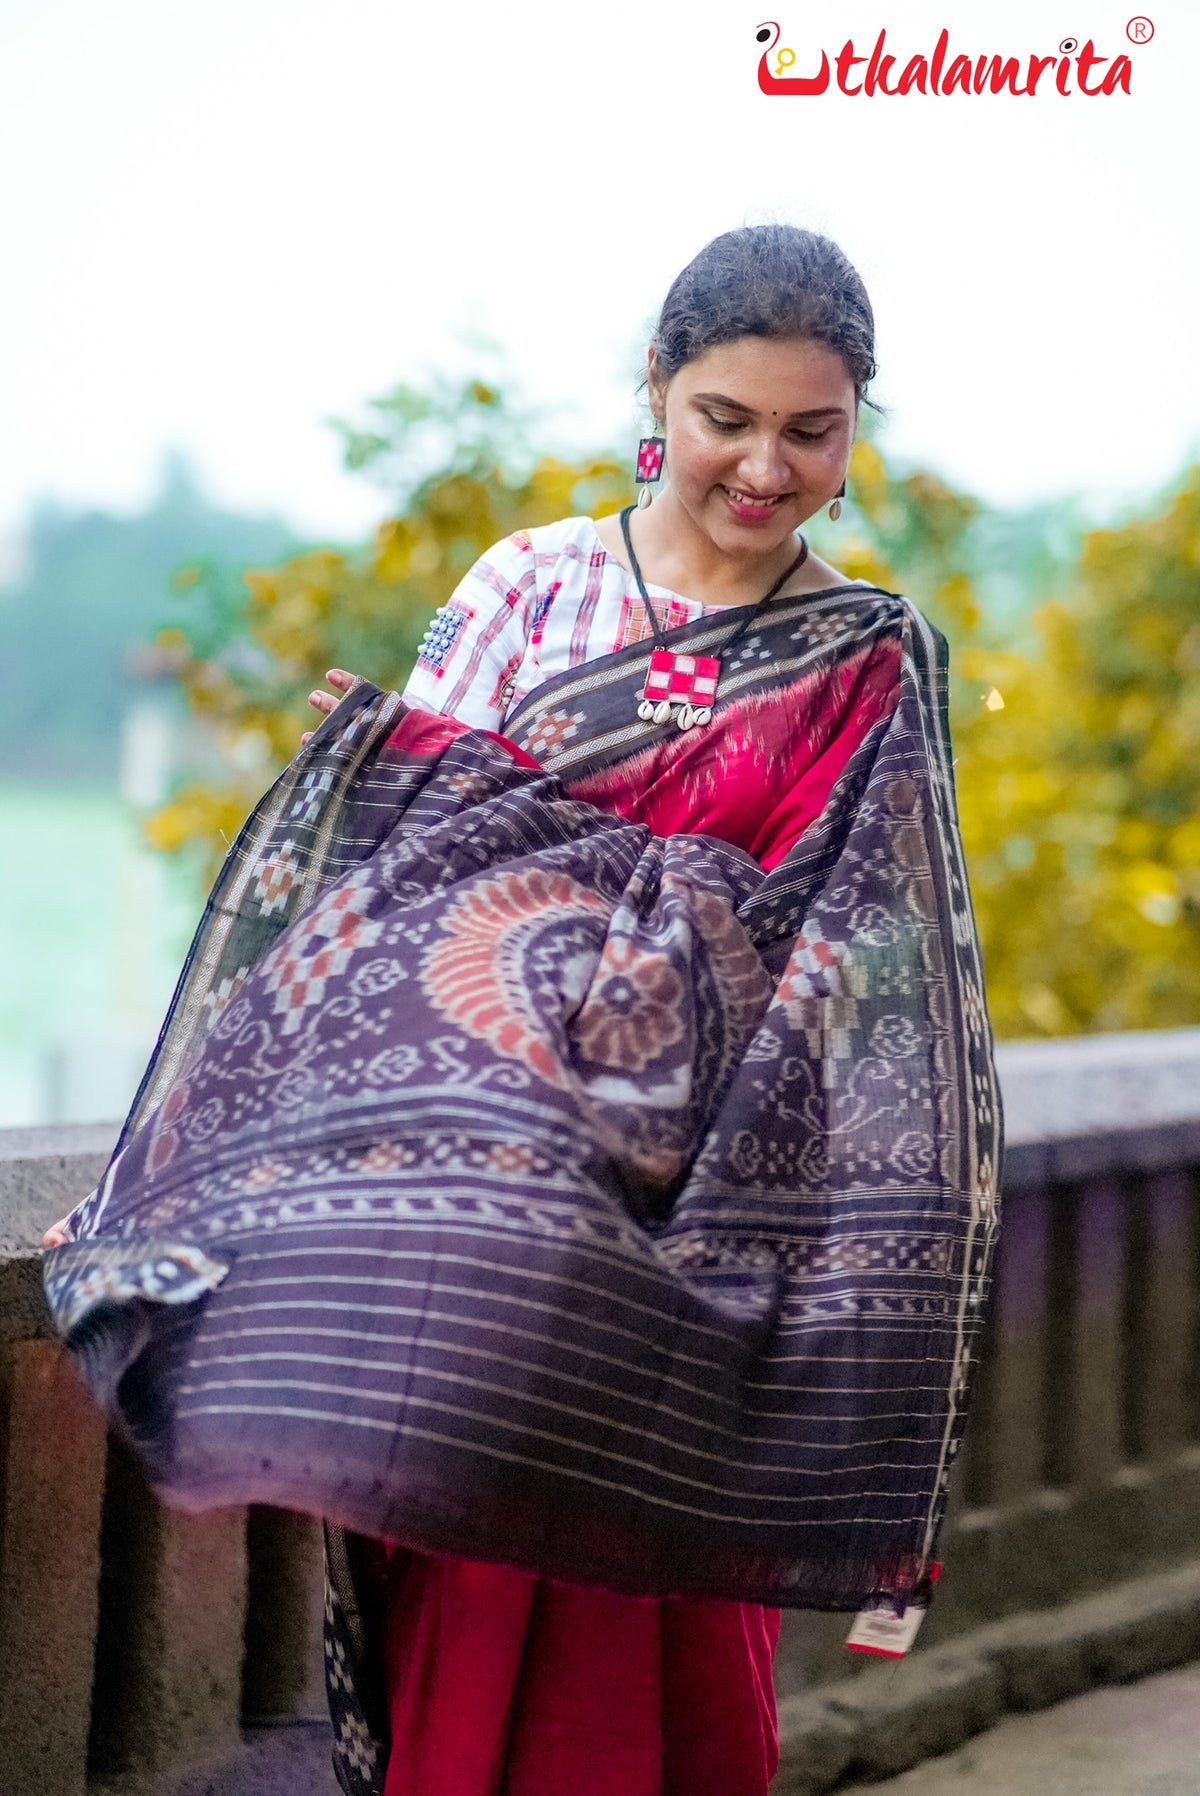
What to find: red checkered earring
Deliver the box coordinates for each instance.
[635,418,665,510]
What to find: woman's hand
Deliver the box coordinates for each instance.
[42,1218,72,1247]
[302,668,364,744]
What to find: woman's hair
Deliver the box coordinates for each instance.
[649,224,879,412]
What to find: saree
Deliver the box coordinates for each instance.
[43,579,1000,1784]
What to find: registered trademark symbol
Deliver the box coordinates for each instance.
[1126,14,1154,41]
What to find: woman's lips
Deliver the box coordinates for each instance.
[721,486,790,524]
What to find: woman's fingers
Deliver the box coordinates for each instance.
[307,669,364,713]
[303,669,366,747]
[42,1221,71,1248]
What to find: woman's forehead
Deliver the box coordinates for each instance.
[668,336,855,407]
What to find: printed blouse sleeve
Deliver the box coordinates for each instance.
[401,532,538,729]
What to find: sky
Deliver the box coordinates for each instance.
[1,0,1197,555]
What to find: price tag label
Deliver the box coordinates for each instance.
[846,1601,929,1658]
[845,1562,940,1659]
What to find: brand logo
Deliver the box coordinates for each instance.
[755,20,1143,96]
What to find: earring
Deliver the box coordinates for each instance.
[635,418,665,510]
[828,479,846,521]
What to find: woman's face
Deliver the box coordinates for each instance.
[649,335,855,557]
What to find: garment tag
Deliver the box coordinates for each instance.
[845,1563,941,1659]
[846,1602,928,1658]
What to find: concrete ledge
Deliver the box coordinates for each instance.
[775,1561,1200,1794]
[0,1123,120,1249]
[0,1123,119,1344]
[995,1027,1200,1190]
[995,1029,1200,1144]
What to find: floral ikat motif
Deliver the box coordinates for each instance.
[419,867,610,1089]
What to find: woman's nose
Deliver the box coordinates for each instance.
[737,434,789,492]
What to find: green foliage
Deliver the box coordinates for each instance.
[954,470,1200,1036]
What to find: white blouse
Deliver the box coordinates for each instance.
[401,515,763,730]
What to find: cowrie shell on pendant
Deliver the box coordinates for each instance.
[653,699,673,725]
[637,699,655,722]
[692,706,713,727]
[677,705,695,731]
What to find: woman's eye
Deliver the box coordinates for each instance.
[703,412,830,443]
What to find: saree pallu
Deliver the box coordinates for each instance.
[44,582,1000,1785]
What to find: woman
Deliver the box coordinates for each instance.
[44,225,1001,1796]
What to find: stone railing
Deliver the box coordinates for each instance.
[4,1029,1200,1794]
[0,1125,325,1796]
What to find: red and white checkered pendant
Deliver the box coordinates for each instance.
[636,648,721,730]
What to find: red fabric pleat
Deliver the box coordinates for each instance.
[382,1551,781,1796]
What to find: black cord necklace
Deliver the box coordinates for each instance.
[619,504,809,730]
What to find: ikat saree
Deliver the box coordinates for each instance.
[43,580,1001,1631]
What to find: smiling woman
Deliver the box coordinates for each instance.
[43,224,1001,1796]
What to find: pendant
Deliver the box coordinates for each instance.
[635,649,720,729]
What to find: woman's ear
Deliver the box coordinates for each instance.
[646,346,667,426]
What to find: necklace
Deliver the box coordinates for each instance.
[619,505,809,731]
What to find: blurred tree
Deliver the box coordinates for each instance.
[953,468,1200,1037]
[145,377,1200,1038]
[790,446,1200,1036]
[146,379,632,867]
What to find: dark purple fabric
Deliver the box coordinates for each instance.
[44,584,1000,1616]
